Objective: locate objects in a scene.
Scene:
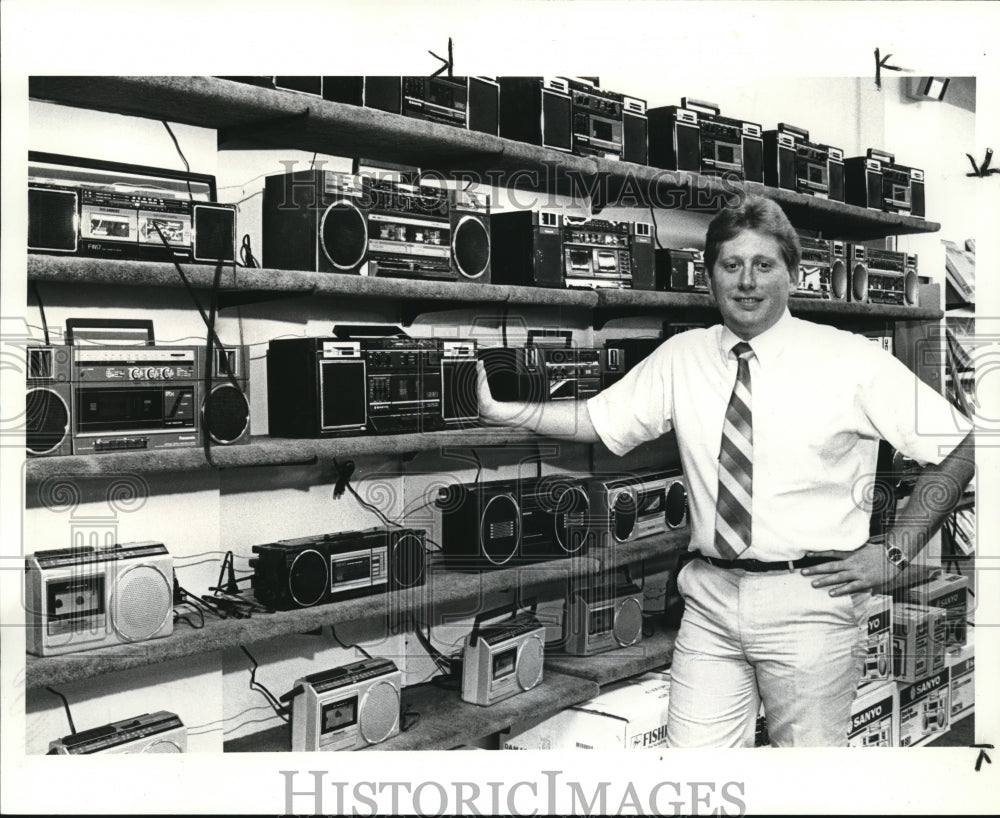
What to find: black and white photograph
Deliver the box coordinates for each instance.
[1,1,998,814]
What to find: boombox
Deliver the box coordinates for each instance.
[250,526,426,610]
[763,124,843,200]
[849,246,920,306]
[845,153,884,211]
[562,580,645,656]
[561,216,655,290]
[401,75,500,135]
[286,658,402,751]
[586,469,688,547]
[564,77,647,163]
[601,337,662,389]
[27,343,252,457]
[479,339,606,403]
[266,336,477,438]
[461,612,545,706]
[25,541,174,656]
[439,475,591,569]
[794,236,848,300]
[47,711,186,754]
[654,247,709,292]
[498,77,574,153]
[490,209,564,288]
[870,149,925,218]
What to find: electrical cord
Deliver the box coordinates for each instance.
[330,624,372,660]
[240,646,289,723]
[45,687,76,734]
[160,120,195,202]
[29,281,50,345]
[240,234,259,268]
[648,205,664,249]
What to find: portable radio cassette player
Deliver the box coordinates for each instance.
[868,149,925,218]
[25,541,174,656]
[654,248,709,292]
[763,124,843,200]
[586,469,688,547]
[564,77,638,162]
[856,247,919,306]
[794,236,848,300]
[47,711,186,754]
[400,75,500,135]
[561,216,655,290]
[250,526,427,610]
[439,475,591,569]
[562,580,645,656]
[480,332,607,404]
[364,179,453,280]
[462,612,546,706]
[286,657,402,751]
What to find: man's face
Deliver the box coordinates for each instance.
[708,229,797,340]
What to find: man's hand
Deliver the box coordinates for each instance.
[801,541,901,596]
[477,360,513,426]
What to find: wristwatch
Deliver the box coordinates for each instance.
[884,543,910,571]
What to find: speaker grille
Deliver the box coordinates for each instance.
[320,201,367,270]
[480,494,520,565]
[390,533,425,588]
[550,484,589,554]
[28,187,78,252]
[26,387,69,455]
[612,490,638,542]
[142,738,184,753]
[516,636,544,691]
[112,564,172,642]
[852,264,869,302]
[453,216,490,280]
[193,205,236,263]
[359,680,400,744]
[289,549,328,607]
[204,384,250,444]
[831,259,848,300]
[613,597,644,646]
[665,480,688,529]
[904,271,919,306]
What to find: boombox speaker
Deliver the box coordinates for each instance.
[647,106,700,172]
[498,77,573,152]
[489,210,563,287]
[262,170,368,273]
[449,189,491,283]
[203,345,251,445]
[28,186,77,253]
[26,345,73,457]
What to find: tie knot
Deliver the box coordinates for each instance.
[732,342,754,360]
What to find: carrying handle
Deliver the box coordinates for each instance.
[468,600,520,647]
[65,318,155,346]
[681,97,720,116]
[526,329,572,348]
[777,122,810,141]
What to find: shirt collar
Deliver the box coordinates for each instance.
[718,309,794,367]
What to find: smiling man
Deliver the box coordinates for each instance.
[477,195,974,747]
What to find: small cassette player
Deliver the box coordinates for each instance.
[47,711,186,754]
[462,610,546,706]
[285,657,402,751]
[25,541,174,656]
[250,526,426,610]
[586,469,688,548]
[562,579,645,656]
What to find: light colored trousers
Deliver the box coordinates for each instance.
[666,557,869,748]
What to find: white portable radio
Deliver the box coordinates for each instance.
[286,657,402,751]
[47,711,186,754]
[586,469,687,547]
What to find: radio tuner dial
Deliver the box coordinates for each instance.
[129,368,144,380]
[161,367,175,379]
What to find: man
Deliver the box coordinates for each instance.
[477,196,974,747]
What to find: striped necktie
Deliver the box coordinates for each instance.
[714,341,755,560]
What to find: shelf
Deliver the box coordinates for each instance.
[223,670,599,752]
[23,428,550,484]
[28,76,940,240]
[25,531,690,690]
[545,624,678,686]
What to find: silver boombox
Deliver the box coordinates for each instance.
[286,657,402,751]
[586,469,688,547]
[461,612,546,707]
[562,580,645,656]
[48,711,186,754]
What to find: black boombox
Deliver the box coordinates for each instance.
[793,236,849,301]
[648,99,764,182]
[846,149,925,218]
[48,711,186,754]
[490,210,653,289]
[654,247,709,292]
[600,337,662,389]
[499,77,574,153]
[763,124,845,201]
[25,342,251,458]
[25,542,174,656]
[648,99,763,181]
[479,334,614,403]
[438,475,592,570]
[400,75,500,135]
[565,77,648,164]
[585,469,688,547]
[261,171,491,283]
[250,526,427,610]
[28,153,236,264]
[286,657,402,751]
[561,216,655,290]
[266,335,478,438]
[845,245,920,306]
[561,579,645,656]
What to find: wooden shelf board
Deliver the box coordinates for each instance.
[26,531,690,690]
[28,77,941,240]
[545,625,677,685]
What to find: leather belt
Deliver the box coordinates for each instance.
[683,550,836,573]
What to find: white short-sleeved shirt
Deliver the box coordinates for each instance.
[587,310,972,561]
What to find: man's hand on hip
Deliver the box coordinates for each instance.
[801,542,901,596]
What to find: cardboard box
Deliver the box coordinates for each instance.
[906,573,970,650]
[898,666,951,747]
[892,603,947,682]
[848,681,897,748]
[860,594,893,687]
[503,672,671,750]
[948,635,975,721]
